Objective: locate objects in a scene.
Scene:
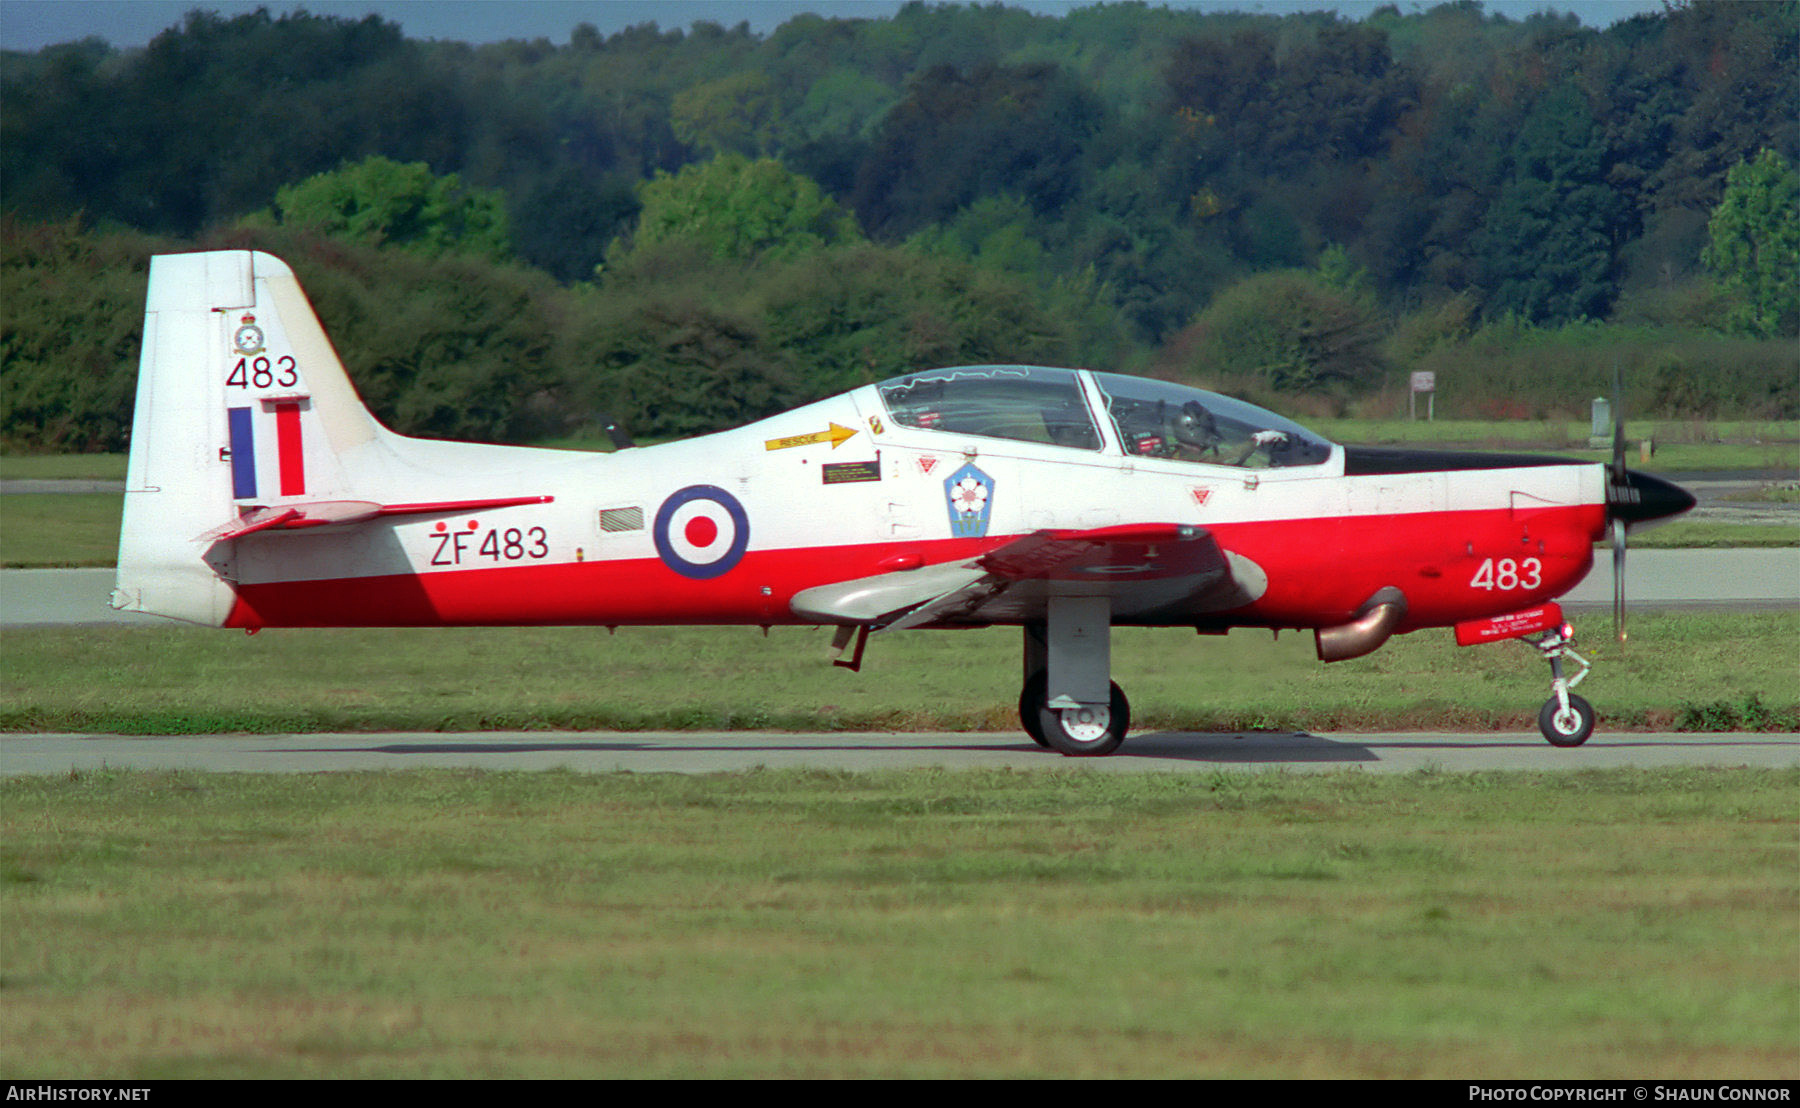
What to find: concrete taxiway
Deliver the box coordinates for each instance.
[4,730,1796,776]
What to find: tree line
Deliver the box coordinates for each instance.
[2,1,1795,451]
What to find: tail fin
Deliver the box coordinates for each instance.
[114,250,384,625]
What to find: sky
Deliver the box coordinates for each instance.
[0,0,1673,52]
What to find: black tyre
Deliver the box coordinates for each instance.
[1538,694,1596,747]
[1019,678,1050,748]
[1022,672,1130,757]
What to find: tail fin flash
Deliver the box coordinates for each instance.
[114,251,382,625]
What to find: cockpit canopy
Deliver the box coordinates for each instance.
[875,365,1333,469]
[878,366,1101,449]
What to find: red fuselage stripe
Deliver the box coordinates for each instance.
[224,504,1605,633]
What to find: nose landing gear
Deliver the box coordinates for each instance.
[1458,605,1601,748]
[1527,623,1594,747]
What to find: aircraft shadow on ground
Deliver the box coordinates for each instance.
[1109,732,1375,763]
[263,732,1797,767]
[271,732,1380,764]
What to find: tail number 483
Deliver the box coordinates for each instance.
[1470,557,1542,591]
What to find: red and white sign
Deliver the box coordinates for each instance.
[1455,603,1563,646]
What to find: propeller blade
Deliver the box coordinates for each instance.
[1612,517,1627,646]
[1601,368,1697,647]
[1610,364,1628,488]
[1610,365,1628,647]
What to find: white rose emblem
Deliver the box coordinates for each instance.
[951,476,988,514]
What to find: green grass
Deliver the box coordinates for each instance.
[0,493,122,566]
[1312,419,1800,474]
[2,766,1793,1078]
[3,613,1795,735]
[1724,484,1800,504]
[0,454,128,480]
[1625,520,1800,548]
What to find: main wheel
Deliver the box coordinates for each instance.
[1538,694,1596,747]
[1021,672,1130,757]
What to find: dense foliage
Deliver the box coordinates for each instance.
[251,155,513,262]
[1702,148,1800,339]
[2,1,1795,450]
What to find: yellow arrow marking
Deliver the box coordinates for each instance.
[764,422,859,452]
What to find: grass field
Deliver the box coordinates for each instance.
[4,612,1795,735]
[0,494,129,567]
[0,455,129,481]
[1309,418,1800,475]
[3,766,1795,1078]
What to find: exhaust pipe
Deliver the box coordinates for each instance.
[1316,586,1408,663]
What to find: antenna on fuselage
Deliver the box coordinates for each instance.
[596,412,635,451]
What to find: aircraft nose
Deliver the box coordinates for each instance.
[1607,468,1697,526]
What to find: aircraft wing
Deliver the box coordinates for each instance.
[976,523,1224,583]
[791,523,1231,630]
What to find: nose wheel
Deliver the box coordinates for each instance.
[1538,693,1596,747]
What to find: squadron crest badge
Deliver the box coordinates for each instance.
[232,314,265,355]
[943,462,994,538]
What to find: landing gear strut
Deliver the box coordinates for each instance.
[1527,623,1594,747]
[1020,598,1130,757]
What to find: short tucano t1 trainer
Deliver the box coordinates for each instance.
[113,251,1695,754]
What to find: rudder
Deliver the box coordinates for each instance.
[113,251,382,625]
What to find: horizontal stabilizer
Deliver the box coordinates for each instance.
[199,495,553,542]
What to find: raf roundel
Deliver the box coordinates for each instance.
[653,485,751,579]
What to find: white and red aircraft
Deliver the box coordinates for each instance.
[113,250,1695,755]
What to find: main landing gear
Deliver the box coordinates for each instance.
[1526,622,1595,747]
[1012,602,1603,756]
[1019,598,1131,757]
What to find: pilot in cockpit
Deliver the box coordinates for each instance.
[1161,399,1221,459]
[1128,399,1300,467]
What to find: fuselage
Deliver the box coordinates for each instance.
[218,367,1610,635]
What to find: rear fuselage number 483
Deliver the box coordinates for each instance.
[1470,557,1543,591]
[227,356,299,390]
